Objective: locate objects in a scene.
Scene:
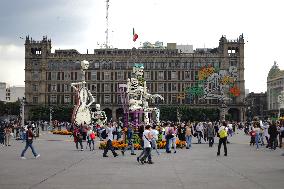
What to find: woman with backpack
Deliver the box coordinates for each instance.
[217,123,228,156]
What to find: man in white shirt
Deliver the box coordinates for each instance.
[103,123,118,157]
[140,125,153,164]
[196,123,203,144]
[151,125,160,155]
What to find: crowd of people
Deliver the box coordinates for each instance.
[248,119,284,150]
[68,119,284,164]
[1,118,283,161]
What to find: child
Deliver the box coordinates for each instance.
[249,129,256,146]
[87,126,95,151]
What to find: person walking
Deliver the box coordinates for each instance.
[185,123,193,149]
[253,123,261,150]
[103,122,118,157]
[86,126,95,151]
[279,124,284,148]
[196,122,203,144]
[268,121,278,150]
[140,125,154,164]
[207,122,215,147]
[151,125,160,155]
[168,124,177,153]
[217,123,228,156]
[20,126,40,159]
[121,124,136,156]
[178,123,186,149]
[0,125,4,146]
[73,126,84,151]
[4,125,12,146]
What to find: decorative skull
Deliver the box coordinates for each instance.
[133,63,144,77]
[95,104,101,111]
[81,60,89,70]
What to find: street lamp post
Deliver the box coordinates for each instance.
[20,97,26,127]
[49,107,53,130]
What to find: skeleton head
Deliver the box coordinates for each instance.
[95,104,101,111]
[81,60,89,70]
[133,63,144,77]
[229,66,238,78]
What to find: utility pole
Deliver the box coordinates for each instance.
[105,0,110,49]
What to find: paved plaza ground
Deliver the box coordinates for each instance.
[0,131,283,189]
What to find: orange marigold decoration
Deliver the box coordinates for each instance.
[198,66,215,81]
[229,86,240,97]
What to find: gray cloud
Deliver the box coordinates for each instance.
[0,0,97,45]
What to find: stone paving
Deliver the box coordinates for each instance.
[0,131,283,189]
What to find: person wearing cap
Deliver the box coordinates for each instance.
[217,122,228,156]
[207,122,215,147]
[20,126,40,159]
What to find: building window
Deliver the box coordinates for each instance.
[185,71,190,80]
[91,71,97,80]
[104,83,111,92]
[33,96,38,103]
[117,72,123,80]
[51,95,57,103]
[64,95,70,103]
[31,71,39,80]
[64,72,70,80]
[145,71,150,80]
[158,83,164,92]
[64,84,70,92]
[51,84,57,92]
[158,71,164,80]
[171,95,177,104]
[230,59,237,67]
[91,84,97,92]
[104,94,111,103]
[94,62,100,69]
[32,84,38,92]
[172,83,177,91]
[104,72,111,80]
[51,72,57,80]
[171,71,177,80]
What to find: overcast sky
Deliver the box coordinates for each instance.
[0,0,283,92]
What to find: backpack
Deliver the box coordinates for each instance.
[101,129,108,139]
[219,129,227,138]
[90,132,95,140]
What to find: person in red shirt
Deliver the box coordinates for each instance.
[20,126,40,159]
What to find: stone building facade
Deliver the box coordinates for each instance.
[245,92,267,121]
[24,35,245,121]
[267,61,284,116]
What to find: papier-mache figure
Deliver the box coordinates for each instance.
[126,63,145,111]
[126,63,164,124]
[92,104,107,127]
[71,60,95,125]
[142,81,164,125]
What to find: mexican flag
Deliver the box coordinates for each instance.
[133,28,138,42]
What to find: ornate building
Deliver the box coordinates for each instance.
[24,35,245,121]
[267,61,284,116]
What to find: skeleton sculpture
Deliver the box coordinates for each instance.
[126,63,164,125]
[203,66,238,101]
[71,60,95,125]
[92,104,107,127]
[126,64,145,111]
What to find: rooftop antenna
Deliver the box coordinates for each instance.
[105,0,110,49]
